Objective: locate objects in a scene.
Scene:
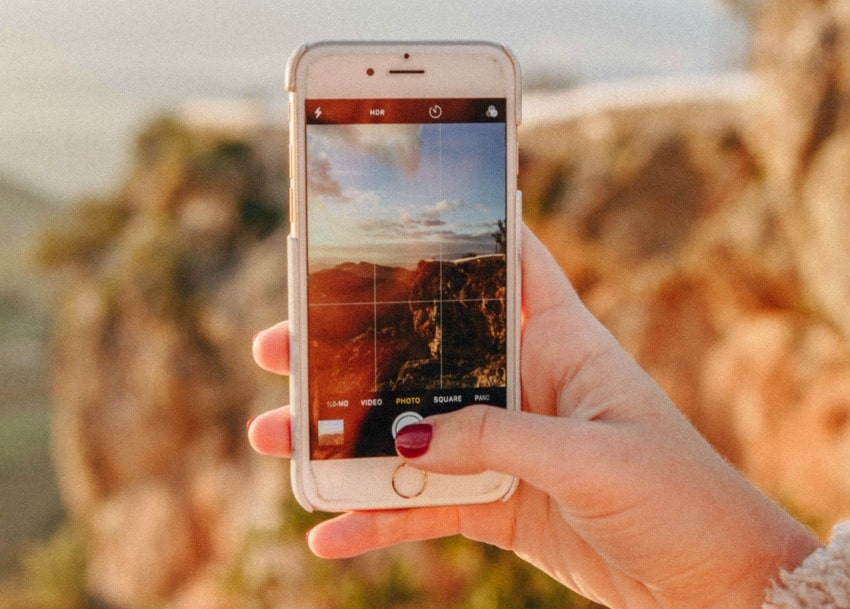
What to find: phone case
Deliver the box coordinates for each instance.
[286,41,521,512]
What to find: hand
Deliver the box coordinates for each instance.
[249,226,820,609]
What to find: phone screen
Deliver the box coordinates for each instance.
[304,98,508,459]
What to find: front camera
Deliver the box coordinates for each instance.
[366,67,375,76]
[403,53,410,59]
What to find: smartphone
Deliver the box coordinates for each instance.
[285,41,521,512]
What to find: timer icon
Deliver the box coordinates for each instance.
[428,105,442,119]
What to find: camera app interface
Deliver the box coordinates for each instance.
[305,98,508,459]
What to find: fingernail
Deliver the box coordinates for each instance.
[395,423,432,459]
[246,416,256,431]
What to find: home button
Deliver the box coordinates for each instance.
[391,464,427,499]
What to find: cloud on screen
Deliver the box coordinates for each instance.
[311,124,423,175]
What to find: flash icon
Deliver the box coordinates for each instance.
[314,106,322,120]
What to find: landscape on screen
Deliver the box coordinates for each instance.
[306,121,508,394]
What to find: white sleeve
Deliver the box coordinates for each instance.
[763,522,850,608]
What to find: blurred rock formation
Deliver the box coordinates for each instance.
[522,0,850,537]
[42,117,292,608]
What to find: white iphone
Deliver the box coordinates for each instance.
[285,41,521,512]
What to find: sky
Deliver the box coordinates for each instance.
[307,122,506,268]
[0,0,748,203]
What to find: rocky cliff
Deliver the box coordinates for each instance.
[307,254,506,395]
[405,255,507,389]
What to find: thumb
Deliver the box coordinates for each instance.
[395,404,597,497]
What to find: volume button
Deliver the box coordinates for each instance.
[516,189,523,236]
[288,180,297,234]
[515,189,522,263]
[287,137,297,234]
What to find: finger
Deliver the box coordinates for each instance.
[253,321,290,375]
[519,225,620,417]
[520,224,584,318]
[247,405,292,457]
[307,508,459,558]
[306,500,512,559]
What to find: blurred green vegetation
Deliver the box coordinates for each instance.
[35,115,284,326]
[34,199,131,270]
[36,116,282,272]
[0,525,87,609]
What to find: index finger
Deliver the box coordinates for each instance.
[253,320,291,375]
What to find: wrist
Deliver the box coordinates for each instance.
[721,512,822,609]
[763,522,849,608]
[733,512,822,609]
[671,490,823,609]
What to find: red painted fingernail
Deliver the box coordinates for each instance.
[395,423,432,459]
[246,416,256,431]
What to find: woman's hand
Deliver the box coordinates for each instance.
[249,226,820,609]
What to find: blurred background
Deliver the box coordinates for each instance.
[4,1,850,608]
